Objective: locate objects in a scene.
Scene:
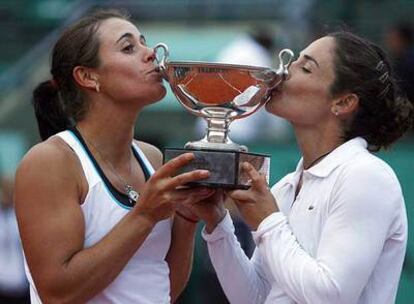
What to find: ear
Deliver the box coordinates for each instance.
[331,93,359,116]
[72,66,99,91]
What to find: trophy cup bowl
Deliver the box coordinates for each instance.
[155,43,294,189]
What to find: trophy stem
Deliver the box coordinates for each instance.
[185,116,247,152]
[206,116,230,144]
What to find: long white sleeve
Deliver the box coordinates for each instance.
[252,159,406,304]
[202,211,271,304]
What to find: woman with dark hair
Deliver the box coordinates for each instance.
[185,31,413,303]
[14,9,214,304]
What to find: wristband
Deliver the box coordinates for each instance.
[175,211,198,224]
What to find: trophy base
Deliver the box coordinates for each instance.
[163,148,270,189]
[185,139,248,152]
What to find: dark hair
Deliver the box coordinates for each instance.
[327,31,414,151]
[32,9,130,141]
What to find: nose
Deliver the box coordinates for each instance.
[145,47,156,62]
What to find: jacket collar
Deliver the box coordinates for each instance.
[295,137,368,178]
[277,137,369,190]
[302,137,368,178]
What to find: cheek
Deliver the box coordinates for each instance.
[285,74,330,106]
[102,61,146,90]
[265,78,329,121]
[100,61,139,87]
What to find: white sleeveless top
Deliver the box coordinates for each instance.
[25,129,172,304]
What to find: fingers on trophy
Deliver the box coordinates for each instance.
[154,43,294,189]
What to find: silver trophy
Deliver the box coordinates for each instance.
[155,43,293,189]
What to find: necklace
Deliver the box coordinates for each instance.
[304,148,336,170]
[81,132,139,203]
[295,147,337,202]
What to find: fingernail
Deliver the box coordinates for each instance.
[185,153,195,160]
[200,170,210,176]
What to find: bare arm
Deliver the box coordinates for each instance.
[16,139,210,304]
[167,216,198,303]
[15,140,154,303]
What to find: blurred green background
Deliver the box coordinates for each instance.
[0,0,413,303]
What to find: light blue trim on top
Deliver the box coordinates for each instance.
[67,130,133,210]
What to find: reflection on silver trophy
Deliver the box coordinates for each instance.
[155,43,294,189]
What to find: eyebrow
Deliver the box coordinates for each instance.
[303,54,320,68]
[116,33,146,44]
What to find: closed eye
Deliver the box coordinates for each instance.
[301,67,311,73]
[122,44,136,54]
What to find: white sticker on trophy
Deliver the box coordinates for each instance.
[233,86,260,106]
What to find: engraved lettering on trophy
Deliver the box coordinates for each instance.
[198,67,225,73]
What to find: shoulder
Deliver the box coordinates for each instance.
[339,152,400,191]
[18,137,75,174]
[133,140,163,170]
[16,136,86,200]
[331,151,403,214]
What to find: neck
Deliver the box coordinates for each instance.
[294,125,343,170]
[76,99,142,166]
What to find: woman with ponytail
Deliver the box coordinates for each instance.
[185,31,413,304]
[15,9,214,304]
[32,79,71,140]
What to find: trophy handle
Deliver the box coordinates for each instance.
[262,48,294,92]
[277,48,295,78]
[259,48,294,101]
[154,43,170,79]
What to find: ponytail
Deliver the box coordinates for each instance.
[32,80,72,141]
[31,9,130,141]
[328,31,414,150]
